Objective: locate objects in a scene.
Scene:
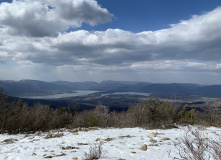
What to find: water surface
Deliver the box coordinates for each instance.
[24,90,98,99]
[101,92,150,97]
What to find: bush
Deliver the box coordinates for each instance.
[86,113,100,127]
[174,126,221,160]
[84,142,104,160]
[0,88,220,133]
[178,105,196,125]
[0,99,73,134]
[127,97,178,128]
[196,103,221,127]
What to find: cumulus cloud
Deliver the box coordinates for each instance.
[0,5,221,83]
[47,6,221,65]
[0,0,112,37]
[1,7,221,64]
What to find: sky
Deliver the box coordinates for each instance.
[0,0,221,84]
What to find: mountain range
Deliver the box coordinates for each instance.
[0,80,221,98]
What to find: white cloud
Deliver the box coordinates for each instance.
[0,0,112,37]
[0,4,221,83]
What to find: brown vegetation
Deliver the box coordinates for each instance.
[174,126,221,160]
[84,142,104,160]
[0,89,220,134]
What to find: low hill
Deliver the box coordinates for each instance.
[1,80,221,98]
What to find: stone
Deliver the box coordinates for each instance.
[139,144,147,151]
[72,157,78,160]
[77,142,88,145]
[149,138,157,143]
[62,146,79,150]
[1,138,18,144]
[23,134,29,138]
[119,135,132,138]
[73,132,79,135]
[160,137,170,141]
[148,132,158,138]
[45,133,64,139]
[149,143,159,146]
[35,131,43,136]
[104,137,114,141]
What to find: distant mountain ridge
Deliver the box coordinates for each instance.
[0,80,71,96]
[0,80,221,98]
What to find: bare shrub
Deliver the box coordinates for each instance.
[126,98,178,128]
[174,126,221,160]
[93,104,110,127]
[0,89,9,133]
[196,101,221,127]
[2,101,32,134]
[208,138,221,160]
[0,88,8,107]
[84,142,104,160]
[109,111,131,128]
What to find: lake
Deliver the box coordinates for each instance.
[101,92,150,97]
[23,91,150,99]
[23,90,98,99]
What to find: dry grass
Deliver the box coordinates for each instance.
[174,126,221,160]
[84,142,104,160]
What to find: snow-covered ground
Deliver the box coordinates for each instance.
[0,126,220,160]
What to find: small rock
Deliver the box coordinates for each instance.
[68,129,78,133]
[45,133,53,139]
[44,155,53,158]
[62,146,79,150]
[148,132,158,138]
[160,137,170,141]
[23,134,29,138]
[32,153,37,156]
[45,133,64,139]
[119,135,132,138]
[2,138,18,144]
[73,132,79,135]
[88,127,99,131]
[96,138,100,141]
[55,153,66,157]
[149,138,157,143]
[77,142,88,145]
[140,144,147,151]
[104,137,114,141]
[149,143,158,146]
[35,131,43,136]
[72,157,78,160]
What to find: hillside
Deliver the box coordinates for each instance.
[1,80,221,98]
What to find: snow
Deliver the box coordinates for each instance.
[0,126,220,160]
